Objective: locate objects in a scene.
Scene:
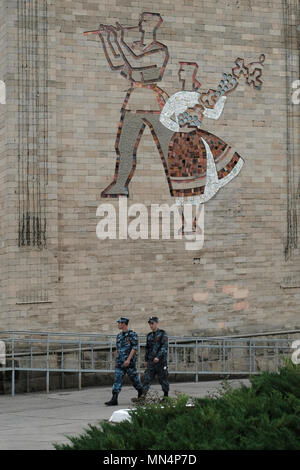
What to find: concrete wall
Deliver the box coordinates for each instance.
[0,0,299,337]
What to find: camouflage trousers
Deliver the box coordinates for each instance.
[143,361,169,394]
[112,364,143,394]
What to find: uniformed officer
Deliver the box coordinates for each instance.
[105,317,144,406]
[141,316,169,399]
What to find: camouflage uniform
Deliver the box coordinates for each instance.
[112,329,143,394]
[143,328,169,394]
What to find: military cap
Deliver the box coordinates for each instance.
[116,317,129,324]
[148,316,159,323]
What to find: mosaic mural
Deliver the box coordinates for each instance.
[84,12,265,216]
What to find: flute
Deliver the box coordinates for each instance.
[84,30,103,36]
[84,24,137,35]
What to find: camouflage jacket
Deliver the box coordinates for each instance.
[145,328,168,363]
[115,329,139,366]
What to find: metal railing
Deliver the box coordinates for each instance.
[0,330,295,396]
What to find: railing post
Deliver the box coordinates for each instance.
[275,342,279,373]
[61,343,64,390]
[78,340,82,391]
[46,334,50,394]
[138,337,142,376]
[109,337,112,371]
[27,336,32,393]
[11,335,15,397]
[30,336,33,370]
[195,340,198,382]
[249,340,252,374]
[175,339,178,375]
[91,343,94,370]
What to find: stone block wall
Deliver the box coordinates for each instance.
[0,0,299,337]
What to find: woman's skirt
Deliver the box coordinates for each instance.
[167,128,243,198]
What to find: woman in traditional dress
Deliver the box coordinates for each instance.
[160,62,244,209]
[159,56,265,231]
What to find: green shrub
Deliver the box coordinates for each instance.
[54,362,300,450]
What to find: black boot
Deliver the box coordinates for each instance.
[164,391,169,397]
[131,388,146,403]
[105,392,118,406]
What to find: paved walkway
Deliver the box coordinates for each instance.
[0,379,249,450]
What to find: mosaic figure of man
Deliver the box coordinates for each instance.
[105,317,144,406]
[85,12,173,197]
[139,316,169,400]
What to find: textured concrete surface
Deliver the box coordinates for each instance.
[0,379,249,450]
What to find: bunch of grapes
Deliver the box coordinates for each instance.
[215,73,237,97]
[177,111,202,129]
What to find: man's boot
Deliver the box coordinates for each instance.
[161,391,169,402]
[131,388,146,403]
[105,392,118,406]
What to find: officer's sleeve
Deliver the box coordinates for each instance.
[157,331,168,359]
[130,331,138,352]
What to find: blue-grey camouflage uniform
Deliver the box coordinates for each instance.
[143,328,169,394]
[112,329,143,394]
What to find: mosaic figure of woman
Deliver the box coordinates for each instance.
[159,57,265,229]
